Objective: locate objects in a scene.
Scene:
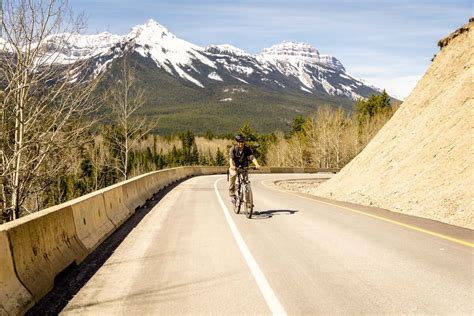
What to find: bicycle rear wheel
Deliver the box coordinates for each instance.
[244,185,253,218]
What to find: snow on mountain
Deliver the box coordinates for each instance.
[43,19,217,88]
[43,32,122,64]
[38,20,382,99]
[128,19,215,88]
[258,41,344,71]
[205,44,251,57]
[208,71,223,81]
[255,41,362,97]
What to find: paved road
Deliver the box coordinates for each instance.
[62,174,474,315]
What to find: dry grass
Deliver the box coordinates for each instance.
[136,135,232,157]
[195,137,232,157]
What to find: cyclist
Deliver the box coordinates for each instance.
[229,134,261,199]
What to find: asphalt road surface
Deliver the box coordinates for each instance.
[61,174,474,315]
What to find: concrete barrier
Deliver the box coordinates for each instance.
[0,230,34,315]
[70,192,116,251]
[152,170,170,193]
[122,179,146,211]
[5,204,87,302]
[176,167,188,180]
[269,167,296,173]
[142,173,159,198]
[132,176,152,206]
[102,185,131,227]
[199,166,227,175]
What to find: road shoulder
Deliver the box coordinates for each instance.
[264,179,474,247]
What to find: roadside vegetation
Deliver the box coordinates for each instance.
[266,91,397,169]
[3,91,395,221]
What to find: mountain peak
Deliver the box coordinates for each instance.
[130,19,173,40]
[259,41,344,71]
[144,19,164,28]
[260,41,320,60]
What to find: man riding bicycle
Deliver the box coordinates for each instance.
[229,134,261,199]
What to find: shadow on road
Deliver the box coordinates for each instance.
[26,178,188,316]
[251,209,298,219]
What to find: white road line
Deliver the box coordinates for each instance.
[214,178,287,316]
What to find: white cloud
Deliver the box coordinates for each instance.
[363,75,422,100]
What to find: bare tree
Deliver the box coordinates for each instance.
[268,104,395,171]
[86,135,109,191]
[266,132,288,166]
[0,0,99,220]
[303,106,350,168]
[106,57,152,181]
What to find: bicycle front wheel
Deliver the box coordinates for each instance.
[233,189,242,214]
[244,185,253,219]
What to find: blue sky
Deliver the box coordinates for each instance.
[71,0,471,99]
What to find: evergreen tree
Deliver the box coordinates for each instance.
[378,90,391,113]
[155,149,167,169]
[168,145,180,166]
[205,129,214,140]
[179,130,196,165]
[353,91,395,149]
[79,154,94,193]
[215,148,226,166]
[238,122,264,160]
[239,122,258,142]
[191,143,199,165]
[355,91,392,127]
[144,147,154,169]
[152,134,158,156]
[208,149,216,166]
[200,154,209,166]
[290,114,306,137]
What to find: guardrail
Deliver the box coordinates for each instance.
[0,166,333,315]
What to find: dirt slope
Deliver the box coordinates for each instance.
[312,21,473,229]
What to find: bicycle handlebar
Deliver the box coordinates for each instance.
[235,167,257,171]
[236,166,257,173]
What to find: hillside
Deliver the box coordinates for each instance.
[311,20,473,229]
[99,52,355,134]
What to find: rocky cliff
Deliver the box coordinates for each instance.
[313,20,473,229]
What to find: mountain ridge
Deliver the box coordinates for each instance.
[45,19,383,100]
[36,19,396,134]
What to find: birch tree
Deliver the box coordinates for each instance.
[0,0,99,220]
[106,58,152,181]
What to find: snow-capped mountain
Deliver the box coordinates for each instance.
[259,41,345,71]
[43,32,122,64]
[44,19,382,101]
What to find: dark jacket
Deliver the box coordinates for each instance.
[229,145,254,168]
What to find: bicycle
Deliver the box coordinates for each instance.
[232,167,255,218]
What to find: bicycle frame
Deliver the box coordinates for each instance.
[233,167,254,218]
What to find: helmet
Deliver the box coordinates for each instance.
[235,134,245,142]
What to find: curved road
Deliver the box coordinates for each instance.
[62,174,473,315]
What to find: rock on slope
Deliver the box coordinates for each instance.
[313,20,473,229]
